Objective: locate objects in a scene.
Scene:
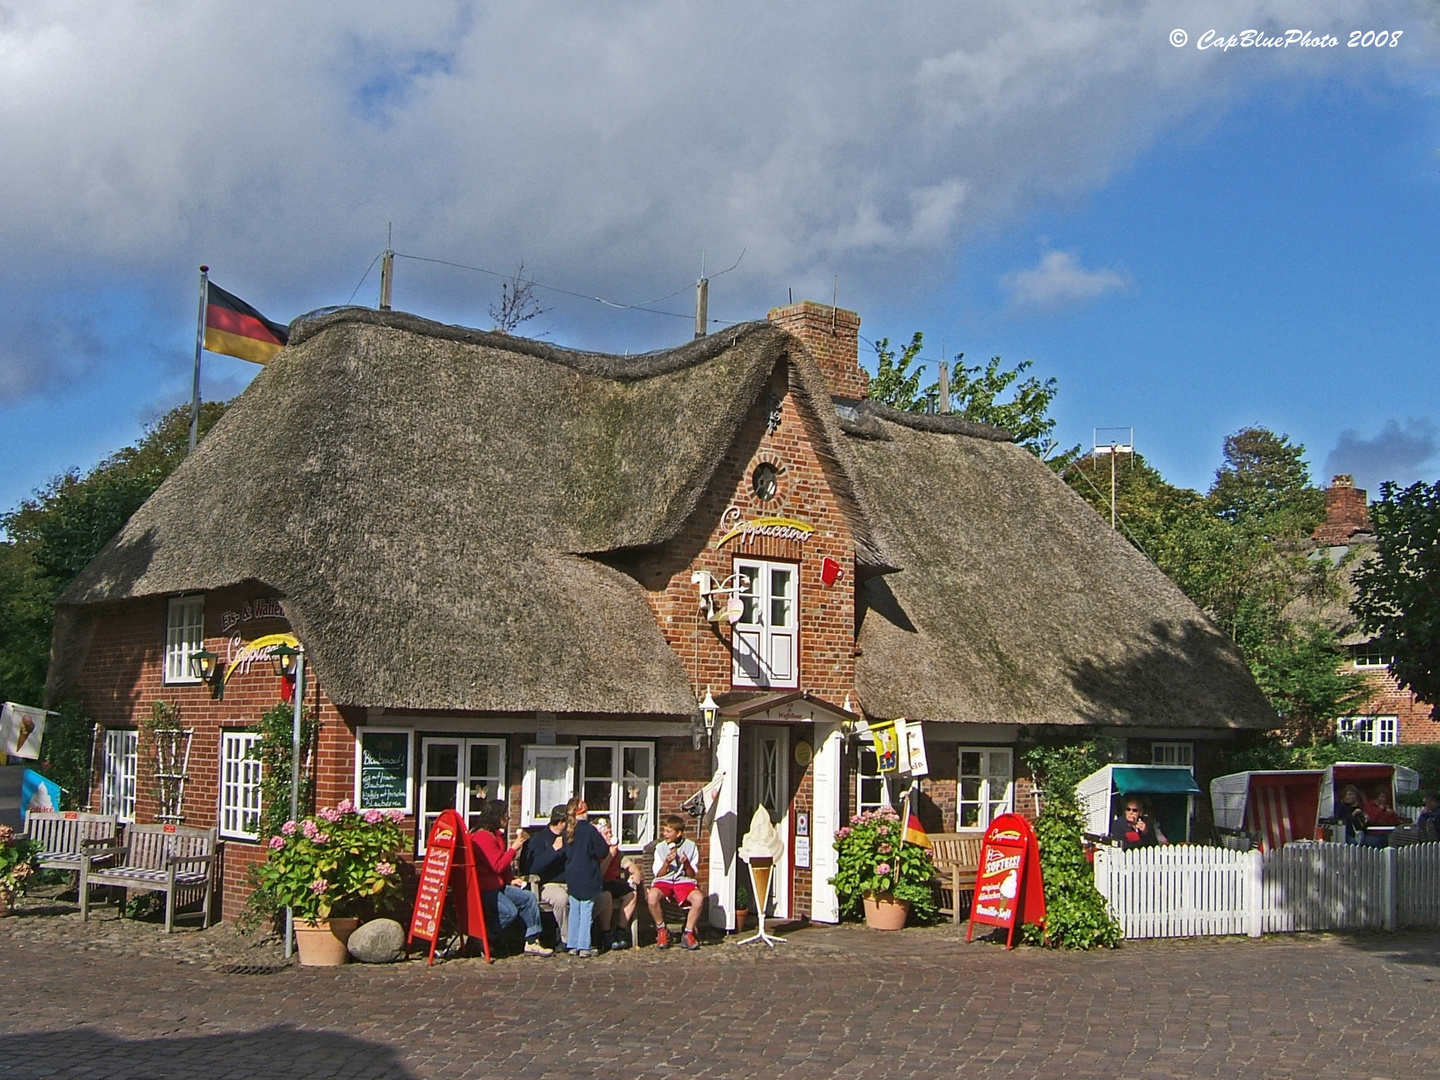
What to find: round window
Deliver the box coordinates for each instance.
[752,462,779,502]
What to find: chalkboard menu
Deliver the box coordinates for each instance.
[357,729,412,811]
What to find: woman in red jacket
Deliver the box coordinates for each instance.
[472,800,552,955]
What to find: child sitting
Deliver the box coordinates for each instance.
[647,814,703,950]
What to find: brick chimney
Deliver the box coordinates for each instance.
[768,301,869,401]
[1313,474,1371,544]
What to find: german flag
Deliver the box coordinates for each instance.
[903,808,931,849]
[204,282,288,364]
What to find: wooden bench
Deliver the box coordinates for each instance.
[79,823,217,933]
[21,811,117,877]
[930,832,983,925]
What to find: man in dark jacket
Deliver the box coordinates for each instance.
[525,805,571,947]
[1110,798,1167,849]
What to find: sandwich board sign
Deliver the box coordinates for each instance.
[407,809,492,964]
[966,812,1046,949]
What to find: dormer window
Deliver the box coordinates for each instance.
[731,558,798,689]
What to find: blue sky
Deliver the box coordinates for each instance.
[2,3,1437,517]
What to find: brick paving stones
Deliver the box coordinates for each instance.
[1,900,1438,1079]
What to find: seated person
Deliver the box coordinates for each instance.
[1110,798,1167,849]
[1362,789,1406,828]
[1417,792,1440,842]
[647,814,704,950]
[1338,785,1368,844]
[594,817,643,950]
[472,800,552,955]
[522,803,614,950]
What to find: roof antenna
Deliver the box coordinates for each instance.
[379,222,394,311]
[1092,427,1135,530]
[832,276,837,330]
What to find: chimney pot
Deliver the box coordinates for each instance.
[768,300,868,401]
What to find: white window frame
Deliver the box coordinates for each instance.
[219,731,263,840]
[521,745,576,828]
[1351,643,1393,669]
[957,747,1013,831]
[1338,715,1399,746]
[1151,742,1195,774]
[855,742,892,816]
[578,740,656,850]
[731,557,799,689]
[101,728,139,823]
[164,595,205,684]
[417,737,506,853]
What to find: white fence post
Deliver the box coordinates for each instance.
[1245,848,1263,938]
[1384,846,1397,932]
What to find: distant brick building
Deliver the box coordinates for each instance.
[1313,475,1440,747]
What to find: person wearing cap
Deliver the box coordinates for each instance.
[525,804,574,948]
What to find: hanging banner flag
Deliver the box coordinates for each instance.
[903,721,929,778]
[867,719,902,774]
[967,812,1046,949]
[0,703,47,760]
[204,282,289,364]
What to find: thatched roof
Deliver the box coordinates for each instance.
[55,309,888,714]
[847,405,1276,730]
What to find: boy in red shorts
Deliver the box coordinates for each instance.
[647,814,703,950]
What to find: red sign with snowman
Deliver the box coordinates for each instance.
[967,812,1046,948]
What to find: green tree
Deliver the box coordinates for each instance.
[0,401,229,795]
[1352,479,1440,718]
[1209,427,1326,540]
[868,333,1076,466]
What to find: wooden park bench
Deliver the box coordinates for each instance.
[79,823,217,933]
[21,811,117,878]
[930,832,983,925]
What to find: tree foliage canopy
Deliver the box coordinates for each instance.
[1352,480,1440,718]
[868,331,1076,466]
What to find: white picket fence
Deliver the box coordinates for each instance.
[1093,842,1440,939]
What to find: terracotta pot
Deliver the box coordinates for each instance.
[0,889,13,918]
[862,892,910,931]
[734,908,750,929]
[294,917,361,966]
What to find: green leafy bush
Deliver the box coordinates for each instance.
[830,807,936,922]
[0,824,39,895]
[1021,741,1122,949]
[251,800,406,924]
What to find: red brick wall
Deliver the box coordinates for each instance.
[642,361,858,704]
[1353,669,1440,744]
[1313,476,1370,545]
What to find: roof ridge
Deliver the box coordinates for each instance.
[854,399,1012,442]
[287,307,775,380]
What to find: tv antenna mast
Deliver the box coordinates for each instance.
[1092,427,1134,530]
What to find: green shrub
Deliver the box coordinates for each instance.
[831,807,937,922]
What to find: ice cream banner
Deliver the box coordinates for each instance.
[20,769,61,823]
[868,719,904,774]
[0,702,47,760]
[966,812,1046,949]
[903,721,929,778]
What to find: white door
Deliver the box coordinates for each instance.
[750,727,790,917]
[732,560,798,688]
[810,723,842,923]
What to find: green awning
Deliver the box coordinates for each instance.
[1112,767,1201,795]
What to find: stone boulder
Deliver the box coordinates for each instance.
[347,918,406,964]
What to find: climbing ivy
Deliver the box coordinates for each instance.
[252,701,318,842]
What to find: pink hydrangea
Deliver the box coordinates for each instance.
[384,809,406,824]
[318,806,341,823]
[0,825,14,844]
[375,862,395,877]
[280,820,298,836]
[268,836,285,850]
[877,843,892,855]
[301,820,319,840]
[874,862,891,876]
[310,878,328,894]
[337,798,356,815]
[364,809,383,825]
[313,832,330,845]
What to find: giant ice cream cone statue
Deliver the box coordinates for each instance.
[736,806,786,947]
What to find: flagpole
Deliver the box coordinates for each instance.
[189,266,209,454]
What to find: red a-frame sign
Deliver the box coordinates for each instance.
[966,812,1047,949]
[407,809,493,965]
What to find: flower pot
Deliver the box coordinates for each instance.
[734,908,750,929]
[294,917,361,966]
[862,892,910,931]
[0,889,14,918]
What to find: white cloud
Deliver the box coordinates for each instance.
[0,0,1432,400]
[1002,251,1130,314]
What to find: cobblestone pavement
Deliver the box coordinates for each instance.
[2,893,1439,1079]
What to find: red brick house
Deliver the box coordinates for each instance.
[1312,474,1440,747]
[49,300,1274,925]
